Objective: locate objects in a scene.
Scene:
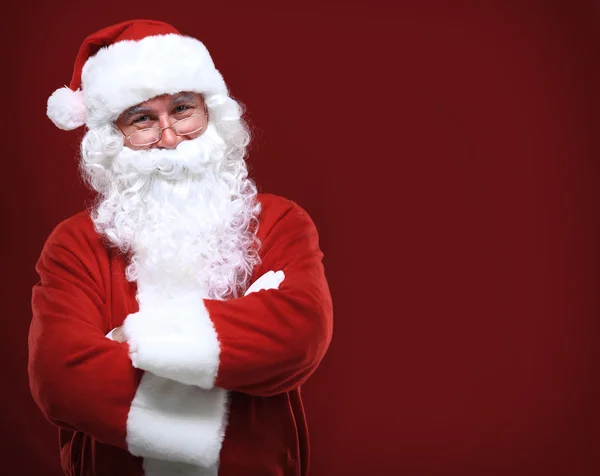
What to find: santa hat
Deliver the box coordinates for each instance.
[47,19,228,130]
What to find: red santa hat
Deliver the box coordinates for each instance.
[47,19,228,130]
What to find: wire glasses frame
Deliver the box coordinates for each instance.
[120,112,208,147]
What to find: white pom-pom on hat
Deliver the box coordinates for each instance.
[47,87,85,130]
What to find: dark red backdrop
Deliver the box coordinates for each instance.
[2,1,600,475]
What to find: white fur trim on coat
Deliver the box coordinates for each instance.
[81,34,228,129]
[127,372,227,468]
[123,290,220,389]
[143,457,218,476]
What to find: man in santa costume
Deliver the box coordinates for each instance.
[28,19,333,476]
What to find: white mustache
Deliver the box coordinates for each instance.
[115,123,227,180]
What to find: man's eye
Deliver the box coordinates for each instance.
[131,115,151,125]
[174,105,193,113]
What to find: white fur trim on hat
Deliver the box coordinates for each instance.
[47,87,86,130]
[82,34,228,129]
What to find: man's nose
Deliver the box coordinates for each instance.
[155,117,182,149]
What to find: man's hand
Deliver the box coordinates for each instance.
[109,326,127,343]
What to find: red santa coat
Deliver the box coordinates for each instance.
[28,193,333,476]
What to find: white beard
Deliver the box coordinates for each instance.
[89,123,261,300]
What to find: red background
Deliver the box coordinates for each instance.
[2,1,600,475]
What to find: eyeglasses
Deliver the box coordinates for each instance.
[121,113,208,147]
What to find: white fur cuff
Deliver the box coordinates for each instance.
[123,292,220,389]
[127,373,227,468]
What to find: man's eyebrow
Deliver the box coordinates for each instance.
[121,105,153,122]
[120,93,200,121]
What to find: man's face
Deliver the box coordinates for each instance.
[115,91,208,150]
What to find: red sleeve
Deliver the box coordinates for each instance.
[209,198,334,396]
[28,217,141,449]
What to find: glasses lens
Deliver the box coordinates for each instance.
[173,114,205,135]
[129,128,160,146]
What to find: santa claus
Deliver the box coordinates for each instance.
[28,19,333,476]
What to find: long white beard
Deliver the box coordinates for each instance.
[89,123,261,300]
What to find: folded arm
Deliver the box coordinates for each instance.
[122,200,334,396]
